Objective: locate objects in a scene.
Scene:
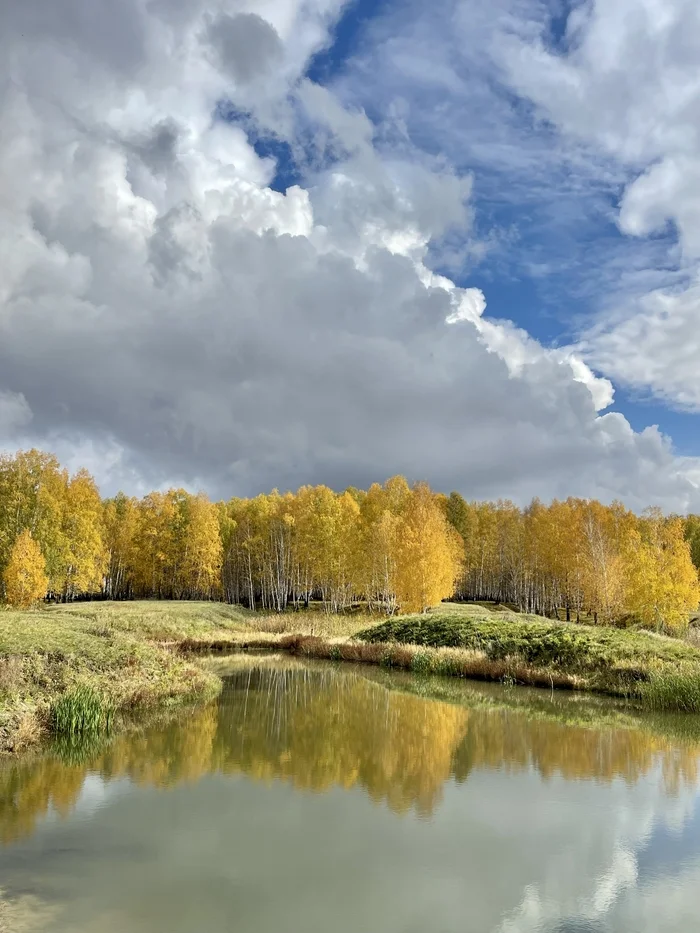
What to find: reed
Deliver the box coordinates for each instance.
[639,670,700,713]
[50,685,114,738]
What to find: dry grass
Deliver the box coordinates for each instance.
[244,611,370,639]
[0,705,44,754]
[270,635,583,691]
[0,658,22,695]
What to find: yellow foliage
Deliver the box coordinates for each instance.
[623,514,700,634]
[0,447,699,628]
[394,482,463,613]
[62,469,107,598]
[3,530,48,609]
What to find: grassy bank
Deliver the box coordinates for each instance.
[0,600,376,754]
[353,605,700,711]
[4,600,700,755]
[0,601,262,754]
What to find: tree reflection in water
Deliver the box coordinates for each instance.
[2,661,700,846]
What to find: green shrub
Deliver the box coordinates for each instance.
[354,610,700,711]
[358,612,700,675]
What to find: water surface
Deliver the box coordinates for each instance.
[2,658,700,932]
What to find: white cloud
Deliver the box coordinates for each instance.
[492,0,700,413]
[0,0,699,508]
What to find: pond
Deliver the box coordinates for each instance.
[1,658,700,932]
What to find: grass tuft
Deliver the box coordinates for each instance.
[50,685,114,738]
[410,651,435,675]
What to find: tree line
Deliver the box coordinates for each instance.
[1,449,699,629]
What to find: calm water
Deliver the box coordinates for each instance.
[2,659,700,933]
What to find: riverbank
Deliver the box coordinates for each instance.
[0,602,256,754]
[354,606,700,711]
[0,600,372,754]
[3,600,700,755]
[182,602,700,711]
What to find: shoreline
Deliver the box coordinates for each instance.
[3,600,700,757]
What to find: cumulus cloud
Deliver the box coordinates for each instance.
[495,0,700,413]
[0,0,699,507]
[207,13,284,85]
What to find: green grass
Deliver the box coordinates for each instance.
[0,601,257,754]
[356,605,700,710]
[50,684,114,737]
[639,672,700,713]
[5,599,700,754]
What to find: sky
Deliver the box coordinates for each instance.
[2,0,700,509]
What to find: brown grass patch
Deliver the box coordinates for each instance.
[0,705,43,754]
[265,636,587,693]
[0,657,23,695]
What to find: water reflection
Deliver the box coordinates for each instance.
[2,661,700,846]
[1,660,700,933]
[452,706,700,792]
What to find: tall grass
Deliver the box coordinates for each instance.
[50,685,114,738]
[638,671,700,713]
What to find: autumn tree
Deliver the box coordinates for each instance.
[3,530,48,608]
[103,493,139,599]
[443,492,476,600]
[130,492,178,598]
[394,483,463,613]
[62,469,107,599]
[2,445,700,628]
[180,493,223,599]
[685,516,700,574]
[579,500,633,624]
[357,480,409,615]
[0,450,69,594]
[296,486,360,613]
[624,512,700,634]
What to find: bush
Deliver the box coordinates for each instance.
[358,612,700,676]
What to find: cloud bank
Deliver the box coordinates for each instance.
[1,0,699,509]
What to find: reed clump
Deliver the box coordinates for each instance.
[50,685,114,738]
[639,670,700,713]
